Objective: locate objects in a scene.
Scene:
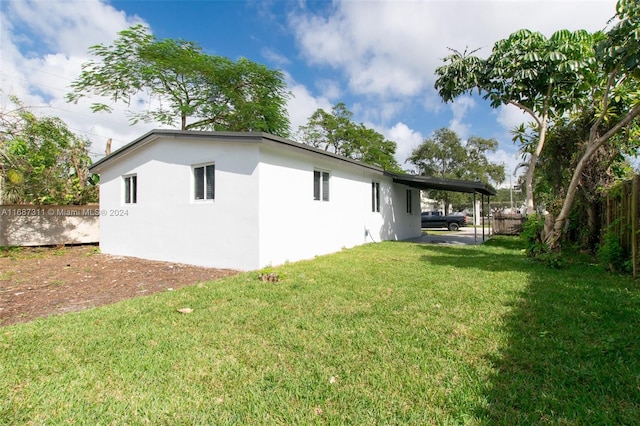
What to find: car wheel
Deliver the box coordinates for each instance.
[448,222,460,231]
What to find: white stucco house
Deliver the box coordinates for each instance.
[90,130,495,271]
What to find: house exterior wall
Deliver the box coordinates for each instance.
[255,144,420,267]
[96,133,421,271]
[97,137,261,270]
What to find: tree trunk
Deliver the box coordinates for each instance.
[524,115,549,215]
[546,143,599,250]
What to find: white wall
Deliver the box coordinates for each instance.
[0,205,99,246]
[98,137,261,270]
[256,144,421,268]
[97,134,421,271]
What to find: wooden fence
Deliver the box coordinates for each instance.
[601,175,639,279]
[493,213,526,235]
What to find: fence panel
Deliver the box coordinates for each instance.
[601,175,639,279]
[493,213,526,235]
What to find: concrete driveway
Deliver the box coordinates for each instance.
[406,227,492,245]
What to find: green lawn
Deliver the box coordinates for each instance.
[1,237,638,424]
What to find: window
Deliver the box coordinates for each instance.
[194,164,215,200]
[124,175,137,204]
[313,170,330,201]
[372,182,380,212]
[406,189,413,214]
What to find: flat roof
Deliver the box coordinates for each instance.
[90,129,496,196]
[388,173,496,196]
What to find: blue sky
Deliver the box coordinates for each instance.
[1,0,618,183]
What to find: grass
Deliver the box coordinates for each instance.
[0,246,48,260]
[1,237,638,424]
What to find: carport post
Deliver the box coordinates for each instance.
[483,194,486,242]
[473,192,477,245]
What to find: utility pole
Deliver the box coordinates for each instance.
[510,174,513,210]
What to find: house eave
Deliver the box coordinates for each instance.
[89,129,386,175]
[89,130,495,196]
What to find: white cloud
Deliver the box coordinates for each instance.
[384,122,424,168]
[284,75,332,137]
[289,0,616,147]
[290,0,614,103]
[6,0,143,56]
[1,0,149,157]
[315,79,342,101]
[496,104,531,133]
[487,149,525,187]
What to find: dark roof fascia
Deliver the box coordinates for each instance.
[89,129,385,175]
[89,130,495,195]
[387,172,497,196]
[258,132,385,173]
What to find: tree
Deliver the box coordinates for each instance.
[407,128,504,214]
[547,0,640,248]
[67,25,291,137]
[297,103,401,171]
[435,29,598,215]
[0,98,98,205]
[531,111,632,249]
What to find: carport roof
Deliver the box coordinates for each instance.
[387,173,496,196]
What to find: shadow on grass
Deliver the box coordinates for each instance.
[418,239,640,423]
[482,272,640,423]
[413,237,527,272]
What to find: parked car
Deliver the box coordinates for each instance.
[421,211,467,231]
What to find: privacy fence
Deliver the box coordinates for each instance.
[601,175,639,279]
[0,205,99,247]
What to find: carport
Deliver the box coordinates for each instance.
[387,173,497,244]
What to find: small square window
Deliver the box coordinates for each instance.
[124,175,137,204]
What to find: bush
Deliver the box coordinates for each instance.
[520,214,564,268]
[597,226,629,273]
[521,214,546,257]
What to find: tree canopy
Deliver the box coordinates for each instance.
[434,28,599,215]
[67,25,291,137]
[546,0,640,247]
[297,103,401,172]
[407,128,504,213]
[0,98,98,205]
[435,0,640,252]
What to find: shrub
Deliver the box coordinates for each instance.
[521,214,546,257]
[597,224,629,273]
[520,214,564,268]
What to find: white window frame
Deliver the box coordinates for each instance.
[406,189,413,214]
[313,169,330,201]
[123,174,137,204]
[372,182,381,212]
[193,163,215,201]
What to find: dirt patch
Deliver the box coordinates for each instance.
[0,245,240,327]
